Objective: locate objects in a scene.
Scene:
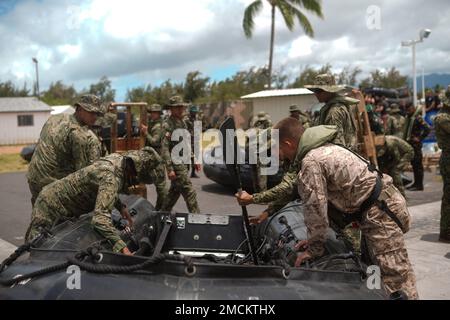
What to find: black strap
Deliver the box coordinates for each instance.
[152,213,174,257]
[375,200,404,231]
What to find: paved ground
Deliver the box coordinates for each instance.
[0,169,448,299]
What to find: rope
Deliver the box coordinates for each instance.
[0,243,32,274]
[0,246,194,287]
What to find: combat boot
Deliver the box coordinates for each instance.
[439,230,450,243]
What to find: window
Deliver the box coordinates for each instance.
[17,115,34,127]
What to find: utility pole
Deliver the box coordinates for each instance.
[32,57,40,98]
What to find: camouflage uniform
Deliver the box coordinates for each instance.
[184,105,200,178]
[377,135,414,197]
[289,105,311,129]
[305,74,358,149]
[404,110,431,190]
[161,96,200,213]
[385,105,406,139]
[297,139,418,299]
[146,104,168,211]
[434,91,450,241]
[25,148,162,252]
[251,112,272,192]
[27,95,104,205]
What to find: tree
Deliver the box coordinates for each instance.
[243,0,323,89]
[360,67,408,89]
[41,80,77,106]
[0,81,29,97]
[290,63,331,88]
[183,71,210,103]
[87,76,116,102]
[336,66,362,86]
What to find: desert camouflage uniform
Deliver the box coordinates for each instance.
[298,143,418,299]
[161,114,200,213]
[25,149,161,252]
[146,116,168,211]
[27,113,102,205]
[377,135,414,197]
[435,101,450,240]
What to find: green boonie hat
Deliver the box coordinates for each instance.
[256,111,269,121]
[190,105,199,113]
[147,104,162,113]
[75,94,103,114]
[124,147,160,184]
[389,104,401,114]
[289,105,301,112]
[305,74,346,93]
[167,95,188,108]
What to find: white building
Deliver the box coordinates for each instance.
[241,88,318,126]
[0,97,52,145]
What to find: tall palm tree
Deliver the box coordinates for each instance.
[243,0,323,89]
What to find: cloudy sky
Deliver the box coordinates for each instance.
[1,0,449,100]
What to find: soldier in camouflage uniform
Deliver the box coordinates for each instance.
[161,96,200,213]
[434,86,450,243]
[253,111,272,129]
[385,104,406,139]
[305,74,358,148]
[185,105,201,178]
[25,147,162,255]
[289,104,310,129]
[376,135,414,197]
[27,95,104,205]
[404,103,431,191]
[239,118,418,299]
[140,104,168,211]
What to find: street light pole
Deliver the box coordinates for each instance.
[32,57,40,98]
[401,28,431,110]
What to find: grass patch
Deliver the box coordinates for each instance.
[0,153,28,173]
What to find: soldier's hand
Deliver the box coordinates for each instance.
[294,251,312,267]
[140,124,148,135]
[168,171,177,181]
[294,239,309,251]
[235,190,254,206]
[122,247,133,256]
[249,210,269,225]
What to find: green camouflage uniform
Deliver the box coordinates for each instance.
[385,105,406,139]
[146,105,168,211]
[377,135,414,196]
[161,97,200,213]
[434,96,450,240]
[27,96,104,205]
[404,110,431,189]
[25,148,162,252]
[184,106,200,178]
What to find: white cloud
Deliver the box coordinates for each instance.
[288,36,314,58]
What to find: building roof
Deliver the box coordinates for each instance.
[241,88,314,99]
[51,105,74,115]
[0,97,52,113]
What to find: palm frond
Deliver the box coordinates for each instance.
[288,0,323,18]
[291,5,315,37]
[243,0,264,38]
[277,1,295,31]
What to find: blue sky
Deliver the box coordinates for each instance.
[0,0,449,101]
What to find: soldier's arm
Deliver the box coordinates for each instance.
[252,171,297,204]
[323,106,348,146]
[161,123,175,173]
[419,117,431,141]
[297,158,329,259]
[91,172,127,253]
[71,130,100,171]
[147,124,163,148]
[398,140,414,168]
[437,117,450,134]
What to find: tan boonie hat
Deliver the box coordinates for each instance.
[289,104,301,112]
[75,94,103,114]
[256,111,269,121]
[389,104,401,114]
[147,104,162,113]
[167,95,188,108]
[305,74,346,93]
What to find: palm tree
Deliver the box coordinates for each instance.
[243,0,323,89]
